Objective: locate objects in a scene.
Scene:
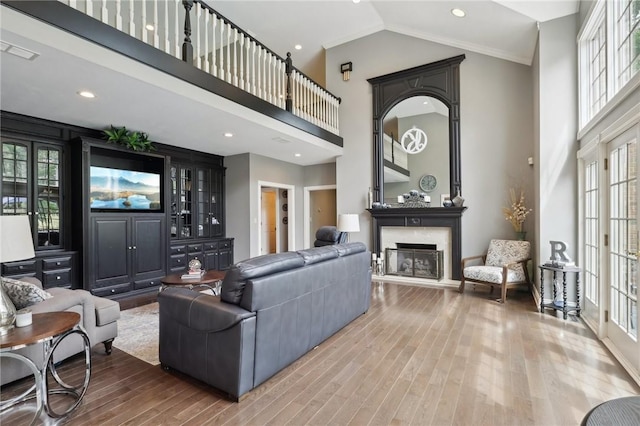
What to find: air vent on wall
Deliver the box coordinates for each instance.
[1,40,39,61]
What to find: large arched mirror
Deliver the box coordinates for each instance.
[368,55,465,205]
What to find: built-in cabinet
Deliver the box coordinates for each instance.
[90,215,166,297]
[1,114,233,300]
[1,136,78,288]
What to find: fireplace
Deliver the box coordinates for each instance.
[368,207,466,280]
[386,243,444,280]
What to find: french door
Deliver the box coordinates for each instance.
[607,125,639,370]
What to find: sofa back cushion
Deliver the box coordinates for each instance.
[220,251,305,304]
[296,245,339,265]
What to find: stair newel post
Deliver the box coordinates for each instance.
[182,0,194,64]
[285,52,293,113]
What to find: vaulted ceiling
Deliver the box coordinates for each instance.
[0,1,579,166]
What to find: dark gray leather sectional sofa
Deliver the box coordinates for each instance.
[158,242,371,400]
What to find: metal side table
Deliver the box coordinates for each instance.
[539,264,582,319]
[0,312,91,425]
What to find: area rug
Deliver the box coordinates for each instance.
[113,302,160,365]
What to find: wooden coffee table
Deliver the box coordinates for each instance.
[160,270,226,294]
[0,312,91,424]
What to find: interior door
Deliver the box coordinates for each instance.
[260,189,277,254]
[607,125,639,370]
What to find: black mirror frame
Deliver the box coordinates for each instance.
[368,54,465,204]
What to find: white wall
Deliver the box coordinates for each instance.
[326,30,535,257]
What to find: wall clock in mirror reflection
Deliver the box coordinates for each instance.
[419,174,437,192]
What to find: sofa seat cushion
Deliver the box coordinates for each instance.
[221,252,304,305]
[463,265,526,284]
[1,277,52,310]
[92,296,121,326]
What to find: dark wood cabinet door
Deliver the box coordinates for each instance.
[132,216,165,280]
[204,250,218,270]
[92,217,130,289]
[218,248,233,270]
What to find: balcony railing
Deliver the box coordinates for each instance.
[58,0,340,135]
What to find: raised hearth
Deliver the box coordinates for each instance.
[367,207,466,280]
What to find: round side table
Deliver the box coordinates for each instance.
[160,270,226,294]
[0,311,91,424]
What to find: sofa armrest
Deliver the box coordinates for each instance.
[158,287,255,333]
[17,276,43,289]
[28,288,86,314]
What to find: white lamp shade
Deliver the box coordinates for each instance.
[337,214,360,233]
[0,215,35,263]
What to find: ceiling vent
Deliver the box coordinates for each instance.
[1,41,39,61]
[272,137,292,144]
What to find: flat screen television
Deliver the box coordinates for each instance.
[90,166,161,211]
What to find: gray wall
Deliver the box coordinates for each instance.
[327,30,535,257]
[226,154,336,261]
[535,15,579,268]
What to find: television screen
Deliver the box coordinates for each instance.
[90,166,161,211]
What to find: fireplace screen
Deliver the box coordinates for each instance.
[385,248,443,280]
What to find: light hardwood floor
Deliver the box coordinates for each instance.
[3,282,639,425]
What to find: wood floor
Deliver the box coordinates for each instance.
[3,282,639,425]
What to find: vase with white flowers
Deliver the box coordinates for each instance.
[502,188,533,240]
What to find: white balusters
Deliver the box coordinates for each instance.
[203,10,209,72]
[101,0,108,25]
[174,0,180,58]
[56,0,340,134]
[115,0,122,31]
[195,2,201,69]
[164,0,170,54]
[152,0,159,48]
[211,13,217,77]
[128,0,135,37]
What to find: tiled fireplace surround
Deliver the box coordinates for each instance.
[368,207,466,281]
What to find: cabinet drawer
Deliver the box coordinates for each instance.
[219,240,232,249]
[203,241,218,251]
[170,245,187,255]
[2,260,37,275]
[91,282,132,298]
[188,243,203,253]
[134,277,162,290]
[42,257,72,270]
[170,254,187,268]
[42,269,71,288]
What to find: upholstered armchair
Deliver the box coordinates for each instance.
[313,226,347,247]
[458,239,532,303]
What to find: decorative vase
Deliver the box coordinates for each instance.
[452,190,464,207]
[515,231,527,241]
[0,283,17,335]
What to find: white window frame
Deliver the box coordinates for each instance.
[579,0,640,133]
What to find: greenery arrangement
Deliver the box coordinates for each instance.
[502,188,532,232]
[102,125,155,152]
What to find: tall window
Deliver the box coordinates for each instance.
[579,0,640,128]
[612,0,640,92]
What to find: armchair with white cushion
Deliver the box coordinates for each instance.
[458,239,532,303]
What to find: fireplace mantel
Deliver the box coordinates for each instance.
[367,207,466,280]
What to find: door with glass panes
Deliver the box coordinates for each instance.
[1,139,63,249]
[607,125,639,370]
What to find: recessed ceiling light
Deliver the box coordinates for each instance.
[352,0,361,3]
[294,44,302,50]
[78,91,96,98]
[451,8,466,18]
[294,153,301,157]
[224,132,233,138]
[423,101,429,105]
[145,24,155,31]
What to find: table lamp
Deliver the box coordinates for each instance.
[337,213,360,242]
[0,215,35,334]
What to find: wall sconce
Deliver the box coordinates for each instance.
[340,62,353,81]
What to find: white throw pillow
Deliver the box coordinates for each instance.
[1,276,52,310]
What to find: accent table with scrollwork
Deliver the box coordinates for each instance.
[539,264,582,320]
[0,311,91,424]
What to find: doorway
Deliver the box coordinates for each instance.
[257,181,295,257]
[304,185,337,248]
